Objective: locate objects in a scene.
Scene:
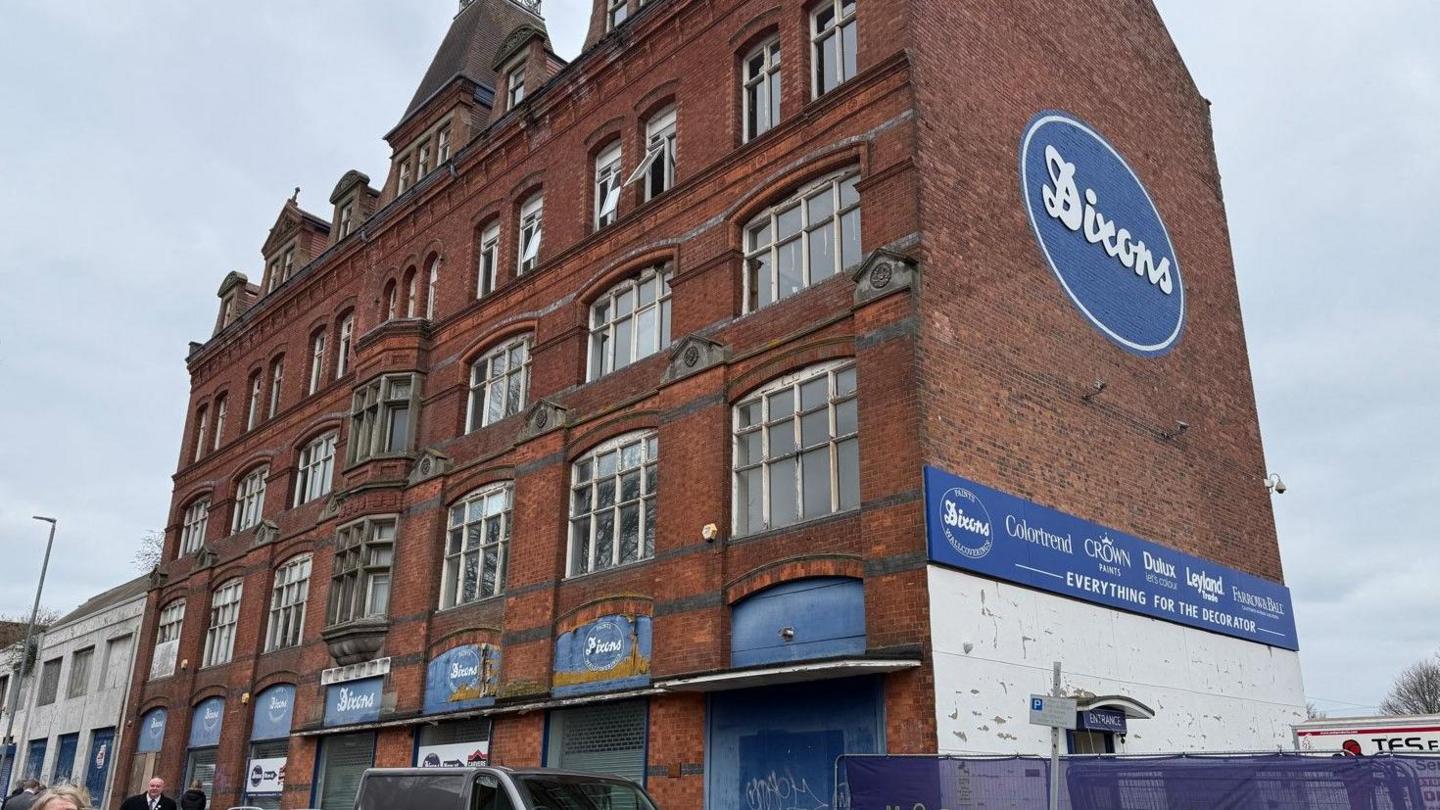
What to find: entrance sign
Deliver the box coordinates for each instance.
[925,466,1299,650]
[1030,695,1078,730]
[1020,111,1185,356]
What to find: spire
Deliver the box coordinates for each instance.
[398,0,548,129]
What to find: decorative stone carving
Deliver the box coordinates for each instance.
[518,400,568,442]
[408,449,454,485]
[662,335,729,384]
[852,248,920,306]
[252,520,280,547]
[320,493,343,521]
[322,618,391,667]
[195,545,219,569]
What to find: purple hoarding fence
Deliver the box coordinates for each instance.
[840,753,1440,810]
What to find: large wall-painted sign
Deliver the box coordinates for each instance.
[924,466,1298,649]
[424,644,500,715]
[1020,111,1185,356]
[553,614,652,697]
[188,697,225,749]
[251,684,296,741]
[324,677,383,727]
[137,708,167,753]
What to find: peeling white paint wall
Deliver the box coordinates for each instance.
[929,566,1306,754]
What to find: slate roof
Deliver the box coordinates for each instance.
[51,574,150,630]
[398,0,547,129]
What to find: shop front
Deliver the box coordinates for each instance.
[128,708,166,794]
[244,684,295,809]
[416,644,500,767]
[314,676,381,810]
[544,614,653,783]
[185,697,224,795]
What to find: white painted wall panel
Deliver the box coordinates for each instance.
[929,566,1306,754]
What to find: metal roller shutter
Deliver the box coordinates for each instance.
[318,732,376,810]
[546,700,647,784]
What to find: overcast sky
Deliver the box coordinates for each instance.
[1,1,1435,718]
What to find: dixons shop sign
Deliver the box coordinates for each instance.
[1020,111,1185,356]
[924,466,1298,650]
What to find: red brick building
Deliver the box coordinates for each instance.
[116,0,1302,807]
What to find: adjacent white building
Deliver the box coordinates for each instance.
[1,575,148,809]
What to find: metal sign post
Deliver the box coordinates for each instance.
[1028,662,1075,810]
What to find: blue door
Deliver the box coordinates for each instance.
[707,677,883,810]
[86,728,116,807]
[53,734,79,783]
[24,739,46,780]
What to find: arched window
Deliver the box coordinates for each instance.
[743,37,782,142]
[265,554,312,652]
[569,431,658,575]
[233,467,269,532]
[517,194,544,275]
[733,360,858,535]
[384,279,398,321]
[336,311,355,379]
[442,483,514,607]
[246,371,263,431]
[150,599,186,679]
[594,141,623,229]
[192,405,208,463]
[268,356,285,419]
[404,268,419,318]
[426,256,441,320]
[309,328,327,395]
[179,497,211,557]
[626,106,677,201]
[202,578,243,667]
[467,335,532,431]
[294,432,337,506]
[476,222,500,297]
[211,394,227,451]
[588,265,672,381]
[743,168,861,311]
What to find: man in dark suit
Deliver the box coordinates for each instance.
[120,778,179,810]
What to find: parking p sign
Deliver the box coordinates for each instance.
[1029,695,1077,730]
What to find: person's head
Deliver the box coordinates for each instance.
[188,781,202,793]
[30,785,91,810]
[23,780,44,794]
[146,778,166,799]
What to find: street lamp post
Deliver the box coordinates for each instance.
[1,516,58,789]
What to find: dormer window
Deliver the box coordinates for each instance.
[267,258,282,293]
[506,62,527,110]
[220,294,237,328]
[339,202,354,239]
[399,161,412,195]
[282,247,295,281]
[418,140,433,178]
[437,126,452,163]
[607,0,628,29]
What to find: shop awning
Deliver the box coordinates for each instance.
[656,658,922,692]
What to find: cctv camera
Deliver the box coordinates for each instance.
[1273,477,1286,494]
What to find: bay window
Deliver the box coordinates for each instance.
[349,373,421,463]
[328,518,395,625]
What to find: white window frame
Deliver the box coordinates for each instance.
[594,142,623,229]
[247,373,263,430]
[518,194,544,275]
[295,433,337,506]
[587,265,672,380]
[441,483,514,608]
[180,498,210,557]
[743,38,782,142]
[151,599,185,679]
[437,125,452,163]
[265,554,312,652]
[812,0,858,98]
[625,106,677,201]
[568,431,659,576]
[309,330,326,395]
[398,159,412,194]
[507,62,527,110]
[405,271,419,318]
[426,257,440,320]
[339,202,354,239]
[349,373,420,463]
[202,579,243,668]
[336,313,354,378]
[268,358,284,418]
[418,139,432,178]
[732,360,859,536]
[386,281,398,320]
[212,395,226,451]
[743,168,861,312]
[607,0,629,30]
[467,336,532,431]
[328,517,395,626]
[477,223,500,297]
[233,467,268,532]
[282,248,295,281]
[193,406,208,463]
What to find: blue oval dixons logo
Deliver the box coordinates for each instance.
[1020,112,1185,356]
[582,618,629,672]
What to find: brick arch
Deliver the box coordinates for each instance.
[442,466,515,508]
[455,318,538,372]
[209,565,248,590]
[572,246,677,308]
[555,594,654,635]
[724,553,864,605]
[188,684,230,705]
[585,116,627,154]
[427,627,502,658]
[727,145,866,236]
[138,698,170,716]
[729,6,783,51]
[173,484,217,522]
[634,80,680,120]
[290,417,343,454]
[251,672,300,695]
[272,537,321,569]
[566,413,662,463]
[726,337,855,402]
